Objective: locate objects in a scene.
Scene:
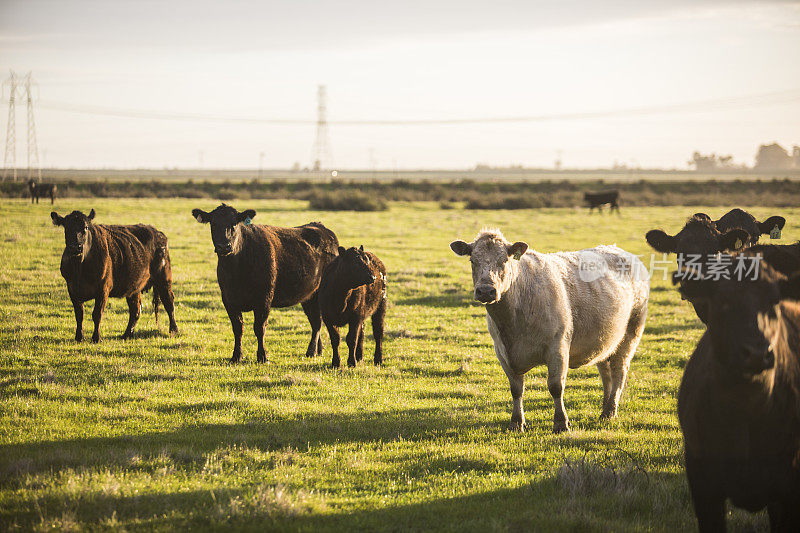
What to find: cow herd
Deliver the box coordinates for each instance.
[48,204,800,531]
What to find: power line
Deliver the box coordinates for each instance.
[33,88,800,126]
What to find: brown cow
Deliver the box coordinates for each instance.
[191,204,338,363]
[676,258,800,531]
[50,209,178,342]
[318,245,387,368]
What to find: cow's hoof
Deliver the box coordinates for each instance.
[229,355,242,365]
[91,335,100,343]
[169,327,179,336]
[75,334,83,342]
[347,360,356,368]
[508,420,526,432]
[598,410,616,420]
[256,354,267,364]
[121,332,132,340]
[553,422,570,434]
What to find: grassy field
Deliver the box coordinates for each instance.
[2,199,795,531]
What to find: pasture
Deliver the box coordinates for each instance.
[1,199,795,531]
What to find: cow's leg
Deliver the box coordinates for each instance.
[547,354,570,433]
[494,344,526,431]
[224,303,244,363]
[685,457,726,533]
[345,320,360,367]
[301,295,322,358]
[371,298,386,365]
[326,323,341,368]
[253,306,269,363]
[121,292,142,339]
[153,264,178,335]
[602,309,645,419]
[69,291,84,342]
[596,359,613,415]
[355,324,364,362]
[90,290,109,343]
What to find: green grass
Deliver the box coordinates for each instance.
[2,199,794,531]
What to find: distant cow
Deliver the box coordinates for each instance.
[50,209,178,342]
[676,258,800,531]
[191,204,338,363]
[693,208,786,244]
[584,190,620,214]
[450,229,649,432]
[29,179,57,204]
[319,245,387,368]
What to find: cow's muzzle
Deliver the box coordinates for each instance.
[65,245,83,257]
[741,344,775,374]
[474,285,498,304]
[215,245,234,256]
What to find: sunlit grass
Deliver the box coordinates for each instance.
[3,199,793,531]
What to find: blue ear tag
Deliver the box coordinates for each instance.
[244,217,252,226]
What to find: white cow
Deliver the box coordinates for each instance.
[450,229,649,432]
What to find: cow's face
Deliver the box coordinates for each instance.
[678,261,800,380]
[191,204,255,256]
[51,209,95,258]
[337,245,376,289]
[451,232,528,304]
[646,216,749,258]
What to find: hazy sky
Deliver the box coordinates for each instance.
[1,0,799,169]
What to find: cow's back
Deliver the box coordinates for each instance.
[96,225,155,297]
[515,246,648,367]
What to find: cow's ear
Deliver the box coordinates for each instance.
[692,212,712,222]
[87,209,96,221]
[758,215,786,235]
[507,241,528,260]
[359,244,364,252]
[718,228,749,251]
[450,240,472,256]
[238,209,256,224]
[192,209,210,223]
[779,273,800,301]
[645,230,676,253]
[50,212,64,226]
[337,246,346,255]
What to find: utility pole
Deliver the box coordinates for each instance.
[2,71,18,181]
[311,85,332,173]
[24,73,41,181]
[2,70,41,182]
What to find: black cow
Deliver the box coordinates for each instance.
[693,208,785,245]
[319,245,387,368]
[646,215,749,323]
[676,258,800,532]
[584,190,620,214]
[191,204,339,363]
[29,179,57,204]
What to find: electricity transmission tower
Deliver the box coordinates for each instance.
[2,70,41,182]
[311,85,332,172]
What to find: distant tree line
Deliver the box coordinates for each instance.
[690,142,800,171]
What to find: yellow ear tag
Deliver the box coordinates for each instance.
[734,238,743,249]
[770,226,781,239]
[513,251,523,260]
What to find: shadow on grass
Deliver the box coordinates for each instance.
[0,407,479,484]
[0,468,693,532]
[395,292,475,308]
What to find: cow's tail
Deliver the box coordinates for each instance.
[152,285,161,326]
